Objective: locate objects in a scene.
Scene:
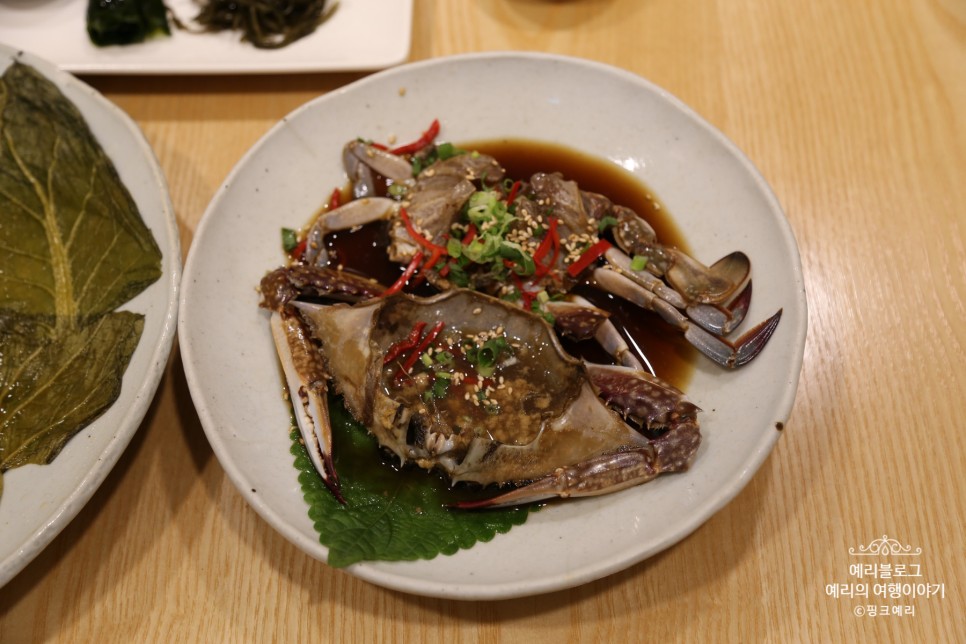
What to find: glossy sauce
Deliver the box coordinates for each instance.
[325,139,696,390]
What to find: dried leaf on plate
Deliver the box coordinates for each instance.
[0,61,162,498]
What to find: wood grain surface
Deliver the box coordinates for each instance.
[1,1,963,641]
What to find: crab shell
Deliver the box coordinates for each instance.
[294,289,699,490]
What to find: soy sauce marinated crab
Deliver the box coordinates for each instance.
[292,120,783,371]
[260,283,700,508]
[260,121,780,506]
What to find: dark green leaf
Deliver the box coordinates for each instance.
[0,312,143,472]
[0,62,163,323]
[0,61,162,499]
[86,0,170,47]
[292,397,532,567]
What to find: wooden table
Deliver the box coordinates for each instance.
[2,1,963,641]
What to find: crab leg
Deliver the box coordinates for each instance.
[604,247,750,336]
[592,267,782,368]
[545,296,648,372]
[455,364,700,509]
[343,140,413,198]
[453,440,695,509]
[269,311,344,503]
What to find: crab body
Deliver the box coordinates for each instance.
[282,288,699,507]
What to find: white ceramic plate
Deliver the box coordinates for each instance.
[0,44,181,588]
[0,0,412,75]
[180,52,807,599]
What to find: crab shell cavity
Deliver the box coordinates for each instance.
[293,289,652,486]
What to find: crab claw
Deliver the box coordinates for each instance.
[685,308,783,369]
[666,250,750,306]
[685,279,752,336]
[593,267,782,369]
[270,311,345,504]
[605,246,751,337]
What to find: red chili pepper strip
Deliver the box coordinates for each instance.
[398,320,446,380]
[532,217,559,277]
[513,273,535,310]
[399,207,447,255]
[327,188,342,210]
[567,239,612,278]
[547,229,563,283]
[383,251,424,297]
[462,224,477,245]
[383,321,427,365]
[390,119,441,155]
[291,237,308,262]
[421,247,446,277]
[505,180,522,205]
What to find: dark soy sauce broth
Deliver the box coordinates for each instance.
[325,139,697,390]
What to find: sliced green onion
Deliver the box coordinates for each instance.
[446,237,463,259]
[499,242,536,276]
[630,254,648,272]
[281,228,298,252]
[598,215,619,232]
[432,375,450,398]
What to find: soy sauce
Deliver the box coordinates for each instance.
[324,139,696,390]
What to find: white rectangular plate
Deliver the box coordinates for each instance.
[0,0,412,75]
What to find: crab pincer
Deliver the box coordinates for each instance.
[259,265,387,504]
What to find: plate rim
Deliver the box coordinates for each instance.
[180,51,808,600]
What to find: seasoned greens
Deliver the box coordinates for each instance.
[0,61,162,498]
[87,0,171,47]
[194,0,337,50]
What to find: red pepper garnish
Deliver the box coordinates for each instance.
[327,188,342,210]
[531,217,559,278]
[513,273,535,310]
[505,180,522,205]
[421,246,446,278]
[291,237,308,263]
[567,239,612,278]
[384,251,424,297]
[390,119,441,156]
[462,224,477,245]
[398,321,446,380]
[399,207,447,255]
[383,321,427,364]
